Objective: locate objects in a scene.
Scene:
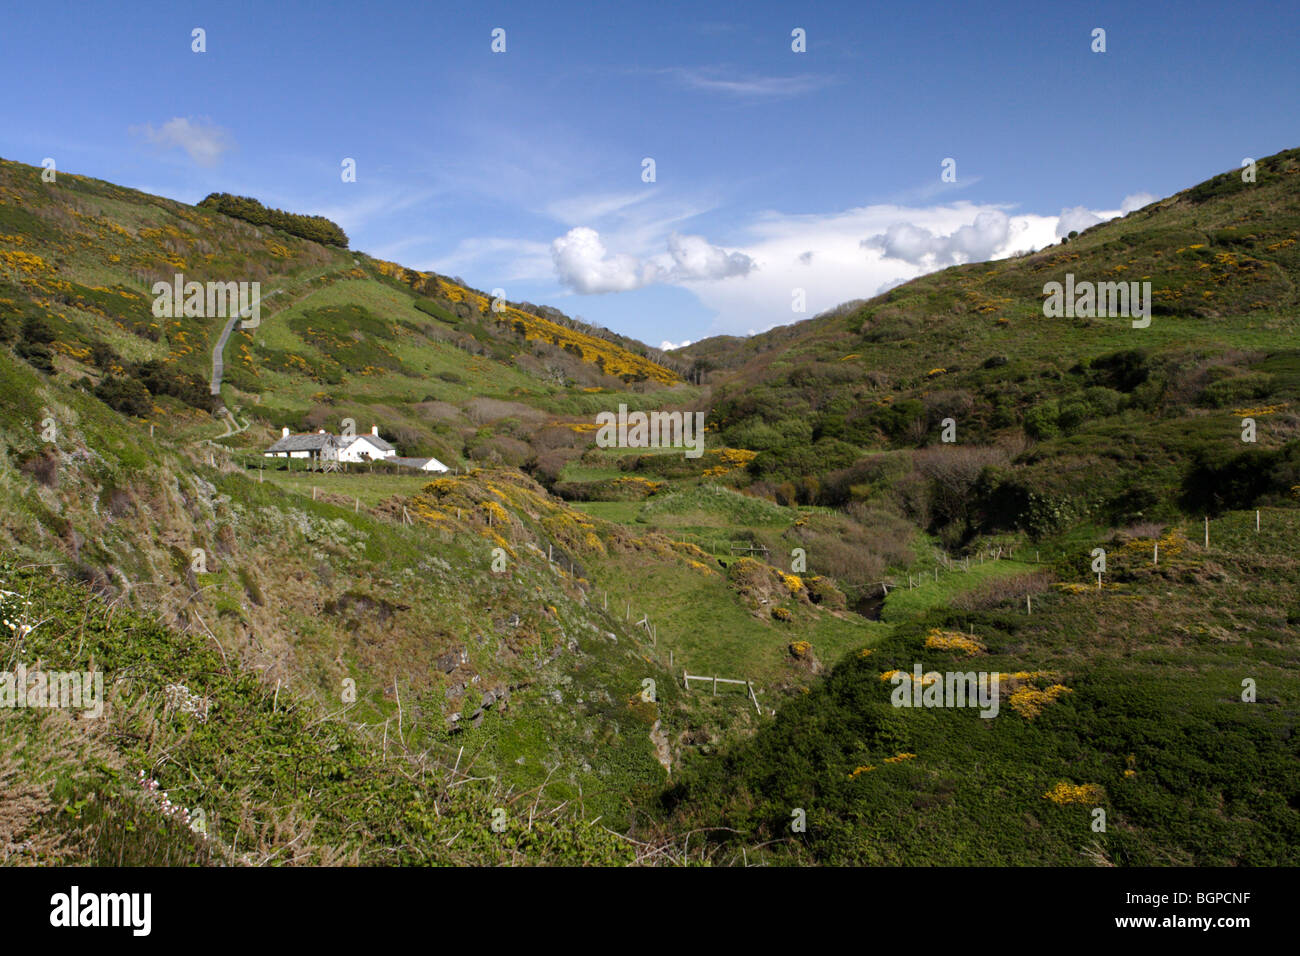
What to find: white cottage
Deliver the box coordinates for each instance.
[264,424,448,472]
[338,425,397,463]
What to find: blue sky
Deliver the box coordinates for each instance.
[4,0,1298,347]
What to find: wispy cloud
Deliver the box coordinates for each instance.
[309,187,440,235]
[426,236,553,283]
[663,67,836,98]
[129,117,234,167]
[544,191,655,226]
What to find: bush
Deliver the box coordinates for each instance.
[1088,349,1150,393]
[90,341,118,370]
[1181,441,1300,513]
[198,193,349,248]
[1023,402,1060,440]
[16,316,56,373]
[129,360,213,411]
[1200,371,1272,408]
[94,376,153,417]
[1082,386,1123,417]
[1056,400,1090,435]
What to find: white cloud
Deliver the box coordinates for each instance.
[675,201,1064,336]
[876,275,910,295]
[1054,205,1106,238]
[664,232,754,280]
[551,227,754,294]
[130,117,233,167]
[861,210,1012,267]
[660,339,693,350]
[552,227,659,294]
[423,186,1159,339]
[1120,191,1158,214]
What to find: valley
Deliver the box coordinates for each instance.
[0,148,1297,866]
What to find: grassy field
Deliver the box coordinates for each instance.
[253,466,438,506]
[881,559,1038,622]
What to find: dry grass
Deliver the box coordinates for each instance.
[949,569,1054,611]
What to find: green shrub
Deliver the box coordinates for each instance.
[198,193,348,247]
[1023,402,1060,440]
[94,375,152,417]
[15,316,56,373]
[1200,371,1272,408]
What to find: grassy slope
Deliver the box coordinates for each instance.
[665,509,1300,866]
[657,150,1300,865]
[2,149,1298,865]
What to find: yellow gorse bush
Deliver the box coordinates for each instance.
[880,670,936,687]
[924,628,986,656]
[1043,782,1104,805]
[1009,683,1072,719]
[883,753,916,764]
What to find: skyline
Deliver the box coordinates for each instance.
[5,0,1298,348]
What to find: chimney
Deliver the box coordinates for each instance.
[371,425,379,436]
[281,426,289,438]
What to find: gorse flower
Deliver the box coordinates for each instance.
[1043,781,1104,805]
[924,628,986,656]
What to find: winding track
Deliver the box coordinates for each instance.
[209,288,282,398]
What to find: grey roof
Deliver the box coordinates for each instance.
[266,433,340,453]
[348,434,394,451]
[389,456,436,469]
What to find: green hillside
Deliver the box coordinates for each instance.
[0,150,1297,866]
